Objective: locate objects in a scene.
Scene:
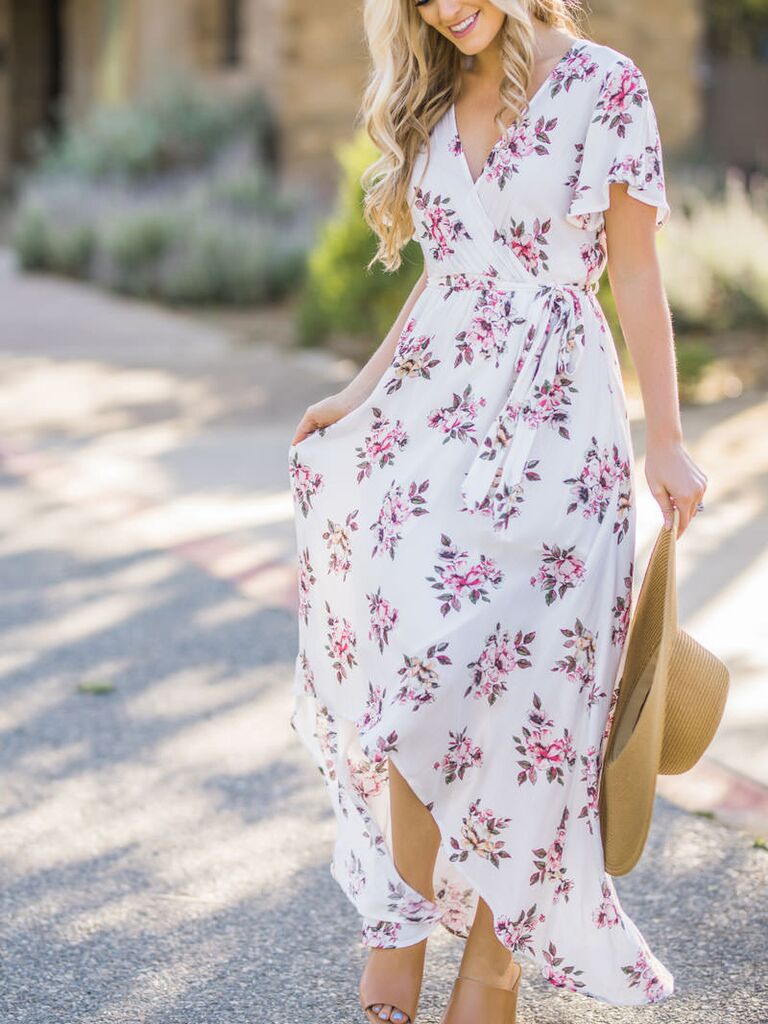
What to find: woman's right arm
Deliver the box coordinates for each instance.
[291,265,428,445]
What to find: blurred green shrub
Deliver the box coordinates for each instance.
[37,77,273,180]
[675,337,716,401]
[12,78,315,306]
[596,170,768,395]
[296,129,422,348]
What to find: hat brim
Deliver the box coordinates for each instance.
[598,517,677,875]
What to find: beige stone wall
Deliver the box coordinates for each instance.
[583,0,704,151]
[277,0,369,194]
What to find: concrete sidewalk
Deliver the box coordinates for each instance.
[0,256,767,1022]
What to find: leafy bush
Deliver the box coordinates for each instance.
[296,128,423,348]
[36,77,273,181]
[659,171,768,333]
[12,79,315,306]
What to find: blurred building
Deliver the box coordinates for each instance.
[0,0,765,194]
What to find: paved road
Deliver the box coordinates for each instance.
[1,258,767,1022]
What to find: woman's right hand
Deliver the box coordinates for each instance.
[291,387,364,446]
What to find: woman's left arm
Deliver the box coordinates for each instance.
[604,183,708,539]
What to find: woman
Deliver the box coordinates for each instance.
[288,2,707,1022]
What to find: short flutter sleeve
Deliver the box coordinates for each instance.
[566,57,671,232]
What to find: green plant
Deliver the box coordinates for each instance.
[676,337,716,401]
[12,206,95,277]
[296,128,422,349]
[37,76,273,181]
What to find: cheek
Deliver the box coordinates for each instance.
[477,2,506,34]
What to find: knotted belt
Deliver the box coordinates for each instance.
[425,272,601,534]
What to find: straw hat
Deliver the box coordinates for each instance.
[598,506,730,876]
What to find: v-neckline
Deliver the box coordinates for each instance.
[451,40,580,189]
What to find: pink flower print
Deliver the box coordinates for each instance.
[551,618,606,710]
[427,532,504,616]
[454,289,526,368]
[427,384,486,445]
[564,435,631,542]
[464,458,542,533]
[577,745,601,834]
[393,640,452,709]
[385,880,442,923]
[434,877,476,937]
[367,586,399,653]
[493,216,551,275]
[449,798,512,868]
[465,623,535,705]
[611,567,633,646]
[324,599,358,682]
[593,879,624,929]
[370,478,430,559]
[566,139,586,194]
[505,372,578,441]
[348,730,398,801]
[315,703,338,781]
[622,951,669,1002]
[542,941,586,992]
[549,47,600,97]
[433,727,484,784]
[449,131,463,158]
[530,542,587,606]
[355,407,408,483]
[529,806,574,903]
[297,547,317,625]
[322,509,359,581]
[580,238,605,277]
[593,60,648,139]
[412,187,472,260]
[299,650,316,698]
[609,137,666,197]
[494,903,546,955]
[361,919,402,948]
[288,451,324,517]
[385,319,441,394]
[513,692,577,786]
[484,115,557,191]
[345,850,366,899]
[355,681,385,734]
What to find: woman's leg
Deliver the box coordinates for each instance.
[441,898,522,1023]
[360,757,441,1023]
[389,756,441,900]
[460,898,519,982]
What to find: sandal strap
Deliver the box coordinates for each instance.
[441,970,521,1023]
[360,975,418,1022]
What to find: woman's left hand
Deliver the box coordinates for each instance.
[643,437,708,538]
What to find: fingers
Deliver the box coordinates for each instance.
[651,485,676,533]
[291,412,319,446]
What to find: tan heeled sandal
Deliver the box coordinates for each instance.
[440,960,522,1024]
[359,945,425,1024]
[359,977,418,1024]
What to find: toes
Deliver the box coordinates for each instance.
[390,1011,408,1023]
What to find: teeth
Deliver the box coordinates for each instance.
[451,11,476,31]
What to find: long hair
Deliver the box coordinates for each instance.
[359,0,590,272]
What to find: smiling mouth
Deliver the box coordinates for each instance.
[448,10,479,37]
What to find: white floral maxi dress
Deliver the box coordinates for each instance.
[287,40,674,1006]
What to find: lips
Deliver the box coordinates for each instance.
[449,10,479,37]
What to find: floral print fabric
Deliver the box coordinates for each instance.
[287,40,674,1006]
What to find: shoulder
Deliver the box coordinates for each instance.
[569,39,648,90]
[567,39,657,117]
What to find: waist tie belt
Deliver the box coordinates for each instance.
[425,272,602,537]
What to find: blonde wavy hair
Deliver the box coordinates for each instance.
[359,0,590,272]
